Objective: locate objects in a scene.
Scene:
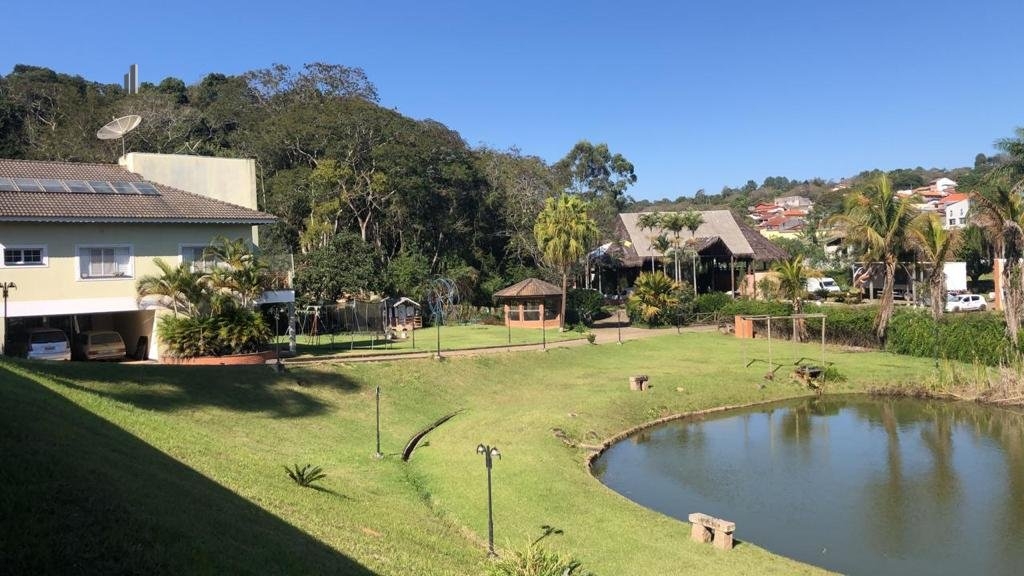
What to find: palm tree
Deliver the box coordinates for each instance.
[636,212,662,272]
[908,212,962,321]
[649,234,673,274]
[773,256,807,341]
[534,194,599,329]
[628,271,682,325]
[658,212,687,281]
[973,181,1024,345]
[681,210,705,294]
[830,175,916,342]
[202,236,270,308]
[136,258,205,317]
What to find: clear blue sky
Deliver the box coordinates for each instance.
[3,0,1022,201]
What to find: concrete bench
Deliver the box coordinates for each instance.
[688,512,735,550]
[629,375,649,391]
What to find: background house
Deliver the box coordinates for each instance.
[0,154,286,360]
[613,210,788,295]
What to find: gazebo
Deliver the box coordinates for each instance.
[493,278,561,329]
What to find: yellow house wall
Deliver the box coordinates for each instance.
[0,222,255,357]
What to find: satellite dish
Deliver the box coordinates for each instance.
[96,115,142,157]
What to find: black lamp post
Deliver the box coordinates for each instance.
[1,282,15,356]
[476,443,501,557]
[374,385,383,458]
[617,307,623,345]
[434,311,442,360]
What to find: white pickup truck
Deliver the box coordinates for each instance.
[806,277,842,294]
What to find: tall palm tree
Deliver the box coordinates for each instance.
[973,180,1024,345]
[681,210,705,294]
[534,194,599,329]
[830,175,916,343]
[908,212,962,321]
[649,234,673,273]
[774,256,807,341]
[658,212,687,281]
[636,212,662,272]
[136,258,205,317]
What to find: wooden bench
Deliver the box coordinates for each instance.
[688,512,735,550]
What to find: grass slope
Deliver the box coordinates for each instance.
[1,332,936,575]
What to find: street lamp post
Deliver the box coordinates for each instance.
[476,443,501,557]
[435,312,442,360]
[1,282,15,356]
[274,305,284,372]
[375,386,383,458]
[617,307,623,345]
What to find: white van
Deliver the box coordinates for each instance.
[806,277,842,294]
[26,328,72,361]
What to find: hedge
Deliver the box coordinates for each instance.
[885,309,1017,366]
[719,300,1018,365]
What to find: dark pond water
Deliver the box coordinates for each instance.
[592,397,1024,575]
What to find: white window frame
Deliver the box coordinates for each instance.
[179,243,223,273]
[76,244,134,281]
[1,244,48,268]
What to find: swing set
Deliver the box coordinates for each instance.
[738,313,832,389]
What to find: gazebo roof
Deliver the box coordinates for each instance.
[493,278,562,300]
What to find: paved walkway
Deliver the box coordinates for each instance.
[277,319,718,365]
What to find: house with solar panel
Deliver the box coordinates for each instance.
[0,153,292,360]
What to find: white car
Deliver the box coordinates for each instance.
[945,294,986,312]
[26,328,72,361]
[806,277,842,294]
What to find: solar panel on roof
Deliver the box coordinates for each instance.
[132,182,159,195]
[12,178,44,192]
[0,177,161,196]
[111,181,137,194]
[39,179,69,192]
[88,181,115,194]
[64,180,92,193]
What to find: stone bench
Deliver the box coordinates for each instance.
[629,375,649,391]
[688,512,735,550]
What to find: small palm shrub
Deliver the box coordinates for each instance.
[486,544,593,576]
[158,308,270,358]
[284,463,327,488]
[626,271,691,327]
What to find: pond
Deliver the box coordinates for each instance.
[591,396,1024,575]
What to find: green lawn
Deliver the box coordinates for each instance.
[277,324,585,358]
[1,332,939,575]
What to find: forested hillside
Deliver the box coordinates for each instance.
[0,63,1009,306]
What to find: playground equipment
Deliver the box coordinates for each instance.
[737,313,829,388]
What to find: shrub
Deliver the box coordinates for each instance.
[692,292,732,314]
[158,308,270,358]
[566,288,605,326]
[720,300,792,318]
[886,310,1015,366]
[804,304,879,348]
[486,544,593,576]
[284,463,327,488]
[626,271,692,327]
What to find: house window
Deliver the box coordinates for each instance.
[3,246,46,267]
[948,218,956,227]
[181,245,220,273]
[79,246,132,279]
[959,218,967,225]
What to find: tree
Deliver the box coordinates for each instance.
[136,258,205,317]
[636,212,662,272]
[830,175,916,342]
[553,141,636,234]
[626,271,688,327]
[649,234,673,274]
[973,182,1024,346]
[908,213,962,321]
[958,225,992,285]
[657,212,687,281]
[774,257,807,341]
[293,232,379,304]
[534,194,599,329]
[680,210,705,294]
